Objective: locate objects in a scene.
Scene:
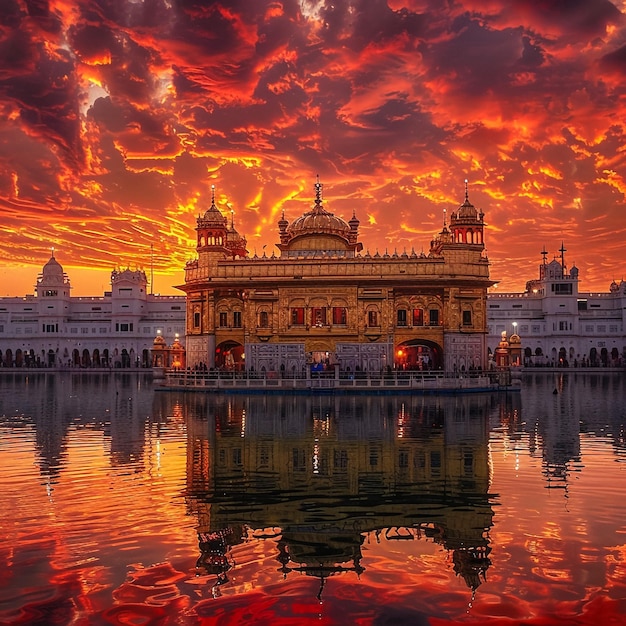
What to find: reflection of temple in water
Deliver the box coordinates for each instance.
[496,380,581,489]
[184,393,496,598]
[0,372,156,480]
[498,374,626,491]
[495,373,626,492]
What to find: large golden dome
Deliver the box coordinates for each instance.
[277,177,362,258]
[287,177,350,238]
[287,204,351,239]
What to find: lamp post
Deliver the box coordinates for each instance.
[512,321,517,335]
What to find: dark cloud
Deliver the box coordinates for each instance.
[511,0,622,38]
[426,18,529,93]
[599,43,626,71]
[68,23,118,64]
[518,35,544,67]
[0,8,82,167]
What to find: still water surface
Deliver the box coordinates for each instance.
[0,372,625,625]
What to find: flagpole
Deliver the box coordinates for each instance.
[150,243,154,295]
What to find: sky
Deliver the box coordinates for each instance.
[1,0,626,296]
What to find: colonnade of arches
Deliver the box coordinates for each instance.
[520,345,624,368]
[0,347,152,368]
[198,231,224,247]
[453,228,483,244]
[487,345,626,367]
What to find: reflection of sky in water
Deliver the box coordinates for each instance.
[0,372,625,624]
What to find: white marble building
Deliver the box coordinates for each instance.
[3,245,624,371]
[487,246,626,367]
[0,254,186,368]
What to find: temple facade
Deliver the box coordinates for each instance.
[0,253,185,368]
[179,179,492,374]
[487,246,626,367]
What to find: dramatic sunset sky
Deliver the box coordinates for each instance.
[1,0,625,296]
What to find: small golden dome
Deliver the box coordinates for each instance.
[201,185,227,226]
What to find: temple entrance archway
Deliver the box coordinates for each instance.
[307,341,335,373]
[394,339,442,370]
[216,341,244,370]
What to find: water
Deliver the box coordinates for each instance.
[1,371,625,625]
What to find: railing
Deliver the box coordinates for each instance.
[184,255,489,283]
[158,369,508,392]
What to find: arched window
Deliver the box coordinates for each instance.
[332,307,347,325]
[366,307,380,327]
[311,307,326,327]
[290,307,305,325]
[259,310,269,328]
